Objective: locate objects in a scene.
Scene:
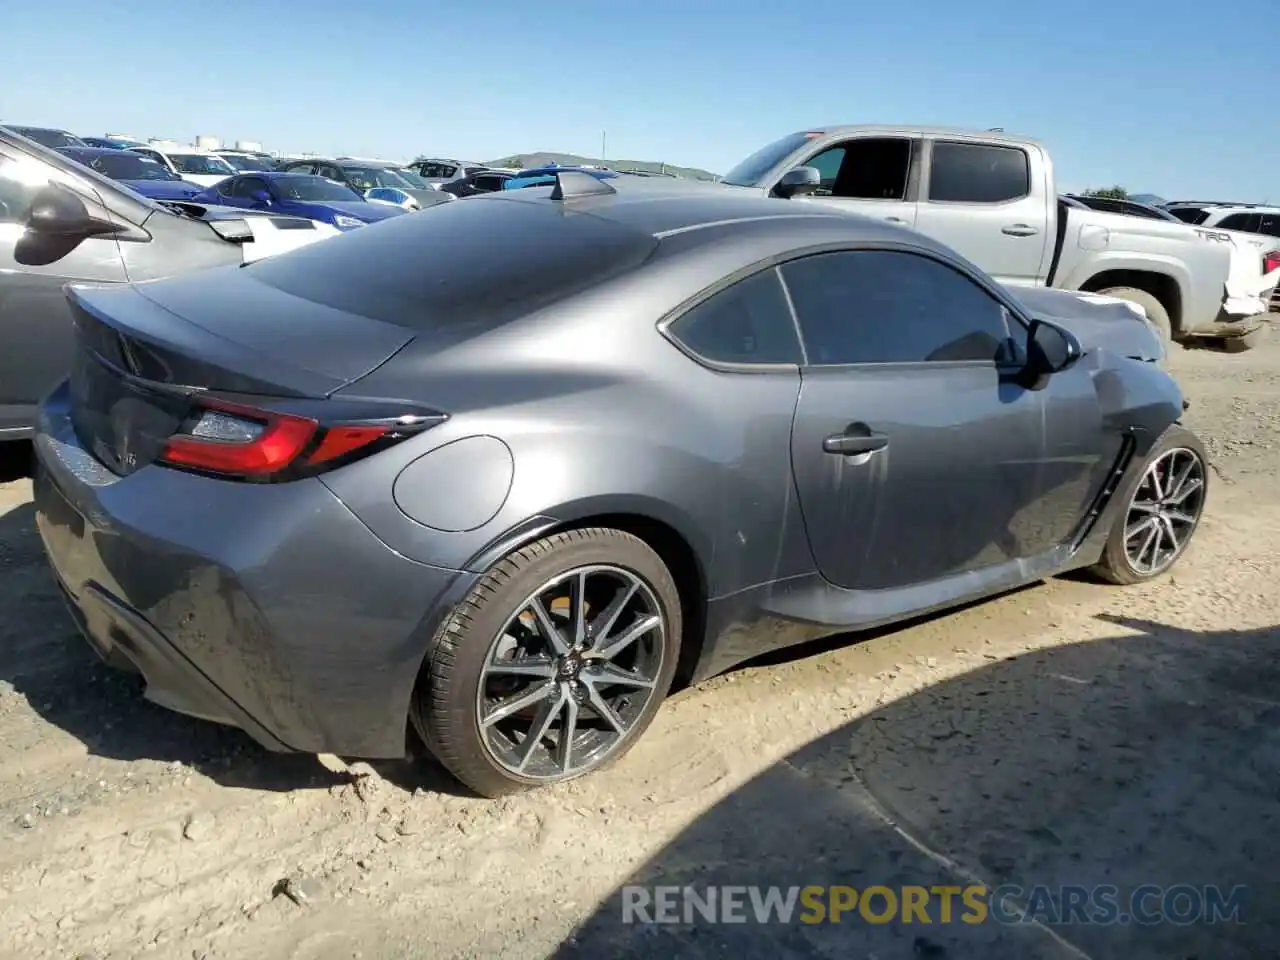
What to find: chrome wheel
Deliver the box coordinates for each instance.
[1123,447,1206,575]
[476,564,666,781]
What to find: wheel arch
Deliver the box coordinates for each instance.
[462,498,713,689]
[1079,269,1184,334]
[403,497,715,752]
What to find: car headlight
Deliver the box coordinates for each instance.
[333,215,364,229]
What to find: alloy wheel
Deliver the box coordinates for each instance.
[1123,447,1206,576]
[475,564,666,781]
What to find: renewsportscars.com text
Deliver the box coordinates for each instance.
[621,884,1247,926]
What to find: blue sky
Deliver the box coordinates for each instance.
[5,0,1272,200]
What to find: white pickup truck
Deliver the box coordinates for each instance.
[719,126,1280,349]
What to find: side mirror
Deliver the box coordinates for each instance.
[25,185,100,237]
[773,166,821,199]
[251,190,273,206]
[15,184,119,266]
[1024,319,1082,384]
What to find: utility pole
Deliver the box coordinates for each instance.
[601,130,607,164]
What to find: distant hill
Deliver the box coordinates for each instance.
[484,151,719,182]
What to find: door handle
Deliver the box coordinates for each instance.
[1001,223,1039,237]
[823,430,889,456]
[885,216,907,224]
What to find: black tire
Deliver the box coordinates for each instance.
[1091,424,1208,586]
[1098,286,1174,350]
[411,527,683,797]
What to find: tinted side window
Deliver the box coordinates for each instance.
[1218,212,1261,233]
[928,142,1029,203]
[232,177,268,198]
[1168,207,1209,225]
[798,139,913,201]
[1258,214,1280,237]
[667,268,802,366]
[285,162,316,176]
[781,250,1010,365]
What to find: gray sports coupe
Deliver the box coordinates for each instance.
[34,171,1205,796]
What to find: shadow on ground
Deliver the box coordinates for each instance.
[0,500,465,797]
[555,618,1280,960]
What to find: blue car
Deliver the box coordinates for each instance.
[58,146,205,200]
[503,165,621,190]
[192,172,407,231]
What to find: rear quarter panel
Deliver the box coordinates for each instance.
[319,262,816,601]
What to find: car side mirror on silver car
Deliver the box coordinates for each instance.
[15,184,122,267]
[773,166,821,200]
[26,185,116,238]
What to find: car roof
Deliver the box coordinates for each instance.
[5,123,73,134]
[60,146,129,157]
[242,172,963,358]
[485,174,936,249]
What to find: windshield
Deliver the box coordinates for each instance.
[66,150,179,181]
[221,154,273,172]
[273,175,365,202]
[394,169,430,188]
[340,165,414,191]
[169,153,235,176]
[11,126,85,149]
[720,131,816,187]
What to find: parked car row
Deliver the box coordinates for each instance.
[0,126,341,440]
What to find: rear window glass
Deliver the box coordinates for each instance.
[418,162,458,178]
[246,196,658,340]
[1168,207,1209,225]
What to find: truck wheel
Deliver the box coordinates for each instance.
[1098,286,1174,349]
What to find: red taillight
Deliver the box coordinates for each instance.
[158,398,431,481]
[306,425,391,465]
[1264,251,1280,275]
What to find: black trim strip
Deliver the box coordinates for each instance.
[1068,433,1137,551]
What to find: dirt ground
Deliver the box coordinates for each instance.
[2,332,1279,960]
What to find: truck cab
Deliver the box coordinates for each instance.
[722,126,1278,345]
[720,127,1055,287]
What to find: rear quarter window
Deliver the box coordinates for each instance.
[246,196,659,341]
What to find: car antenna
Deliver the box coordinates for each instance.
[550,170,616,201]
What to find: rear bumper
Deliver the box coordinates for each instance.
[33,382,476,758]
